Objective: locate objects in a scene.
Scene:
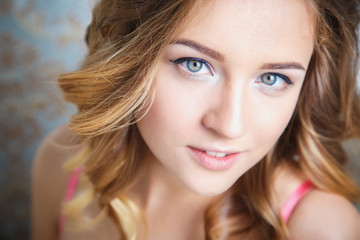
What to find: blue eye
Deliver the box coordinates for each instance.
[255,72,293,93]
[260,72,292,86]
[187,60,203,72]
[170,57,214,77]
[261,73,277,85]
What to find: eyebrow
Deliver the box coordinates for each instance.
[172,39,306,71]
[261,62,306,71]
[172,39,225,61]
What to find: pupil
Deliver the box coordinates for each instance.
[263,74,276,85]
[188,61,202,72]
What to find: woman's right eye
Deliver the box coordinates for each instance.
[169,57,214,78]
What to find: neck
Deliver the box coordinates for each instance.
[125,149,216,239]
[127,150,214,212]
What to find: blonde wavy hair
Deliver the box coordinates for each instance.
[58,0,360,239]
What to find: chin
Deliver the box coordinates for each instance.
[182,177,237,197]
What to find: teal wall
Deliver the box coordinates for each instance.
[0,0,92,239]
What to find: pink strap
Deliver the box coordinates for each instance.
[281,180,314,223]
[58,167,82,239]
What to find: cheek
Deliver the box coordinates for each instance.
[250,96,298,152]
[137,83,193,146]
[137,99,172,145]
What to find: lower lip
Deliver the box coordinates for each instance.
[188,147,239,171]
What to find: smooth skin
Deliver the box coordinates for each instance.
[137,0,313,197]
[32,0,360,239]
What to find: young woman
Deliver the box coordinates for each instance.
[32,0,360,239]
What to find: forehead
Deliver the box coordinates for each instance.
[177,0,315,64]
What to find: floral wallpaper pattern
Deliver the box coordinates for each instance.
[0,0,93,239]
[0,1,359,240]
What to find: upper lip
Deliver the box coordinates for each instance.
[188,146,242,154]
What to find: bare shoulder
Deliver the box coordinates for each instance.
[274,163,360,239]
[273,163,308,208]
[33,124,80,173]
[31,124,81,240]
[288,189,360,240]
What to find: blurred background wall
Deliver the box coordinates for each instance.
[0,1,359,240]
[0,0,93,239]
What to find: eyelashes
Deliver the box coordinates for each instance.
[169,57,293,91]
[260,72,292,85]
[169,57,214,78]
[256,72,293,92]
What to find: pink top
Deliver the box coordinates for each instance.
[58,167,82,239]
[58,170,313,237]
[280,180,314,223]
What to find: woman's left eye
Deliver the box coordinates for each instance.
[170,57,214,77]
[258,72,293,90]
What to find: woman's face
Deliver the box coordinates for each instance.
[137,0,314,196]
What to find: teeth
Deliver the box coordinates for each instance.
[216,152,227,157]
[206,151,217,157]
[205,151,227,157]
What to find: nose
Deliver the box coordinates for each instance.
[201,81,248,139]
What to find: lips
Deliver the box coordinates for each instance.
[188,146,240,171]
